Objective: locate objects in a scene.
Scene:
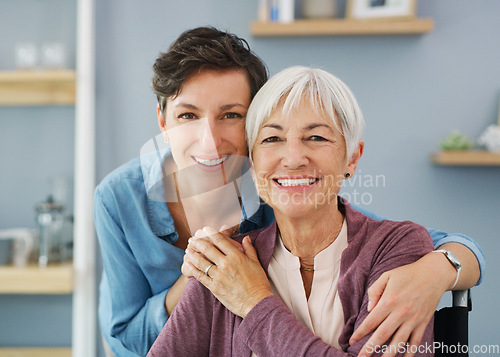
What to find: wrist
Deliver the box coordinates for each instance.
[242,291,273,318]
[430,249,461,290]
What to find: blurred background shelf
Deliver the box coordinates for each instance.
[431,151,500,166]
[0,263,73,294]
[0,347,71,357]
[250,18,434,36]
[0,70,76,106]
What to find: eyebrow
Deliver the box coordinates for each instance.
[174,102,247,111]
[262,123,334,132]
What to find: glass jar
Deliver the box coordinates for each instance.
[35,196,64,267]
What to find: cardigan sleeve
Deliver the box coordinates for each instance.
[147,278,213,356]
[237,223,435,357]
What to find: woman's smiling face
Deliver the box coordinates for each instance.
[251,99,361,219]
[159,69,251,188]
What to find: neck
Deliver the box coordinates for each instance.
[276,205,344,262]
[170,172,242,234]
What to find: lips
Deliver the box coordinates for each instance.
[274,177,319,187]
[193,155,230,167]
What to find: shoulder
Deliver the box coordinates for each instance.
[96,157,144,193]
[343,200,433,252]
[94,157,147,215]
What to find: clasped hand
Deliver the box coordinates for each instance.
[181,227,273,318]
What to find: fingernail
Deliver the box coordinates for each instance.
[203,226,217,235]
[194,229,205,238]
[219,224,231,232]
[367,300,373,311]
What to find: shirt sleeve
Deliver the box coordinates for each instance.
[95,187,170,355]
[350,203,486,285]
[237,224,435,357]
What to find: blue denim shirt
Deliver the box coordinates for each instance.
[95,150,485,357]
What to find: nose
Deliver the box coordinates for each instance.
[282,138,309,169]
[199,118,223,153]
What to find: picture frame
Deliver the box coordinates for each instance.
[346,0,417,20]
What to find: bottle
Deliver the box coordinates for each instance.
[279,0,295,23]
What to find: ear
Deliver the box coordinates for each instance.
[345,141,364,177]
[157,104,168,142]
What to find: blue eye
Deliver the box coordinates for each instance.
[179,112,197,120]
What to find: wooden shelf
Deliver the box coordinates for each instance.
[431,150,500,166]
[250,18,434,37]
[0,347,71,357]
[0,70,76,106]
[0,263,73,294]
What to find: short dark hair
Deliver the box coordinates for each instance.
[152,26,268,113]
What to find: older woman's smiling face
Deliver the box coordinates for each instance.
[251,100,362,219]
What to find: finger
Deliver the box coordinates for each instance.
[184,244,218,274]
[194,229,206,238]
[242,236,258,261]
[367,272,390,312]
[203,226,243,256]
[219,224,238,237]
[182,249,195,277]
[218,226,244,252]
[380,323,413,357]
[183,260,213,288]
[402,324,426,357]
[189,236,237,268]
[356,313,403,357]
[350,296,390,345]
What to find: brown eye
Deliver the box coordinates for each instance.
[309,135,327,141]
[223,112,243,119]
[262,136,281,143]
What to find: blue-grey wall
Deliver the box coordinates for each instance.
[1,0,499,355]
[96,1,499,353]
[0,0,76,349]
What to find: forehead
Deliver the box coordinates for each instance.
[263,98,339,131]
[169,69,251,104]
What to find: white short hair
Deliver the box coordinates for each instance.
[246,66,364,161]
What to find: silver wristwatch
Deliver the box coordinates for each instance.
[434,249,462,289]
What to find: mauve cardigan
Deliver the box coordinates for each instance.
[148,199,435,356]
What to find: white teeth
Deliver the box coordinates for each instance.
[276,178,317,187]
[194,155,229,167]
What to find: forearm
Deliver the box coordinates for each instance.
[350,203,486,285]
[429,229,485,285]
[165,274,189,315]
[435,242,480,290]
[239,296,350,356]
[111,289,169,354]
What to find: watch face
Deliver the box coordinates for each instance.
[445,250,461,269]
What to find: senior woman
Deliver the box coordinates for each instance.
[147,66,435,356]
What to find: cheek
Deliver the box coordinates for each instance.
[229,124,248,155]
